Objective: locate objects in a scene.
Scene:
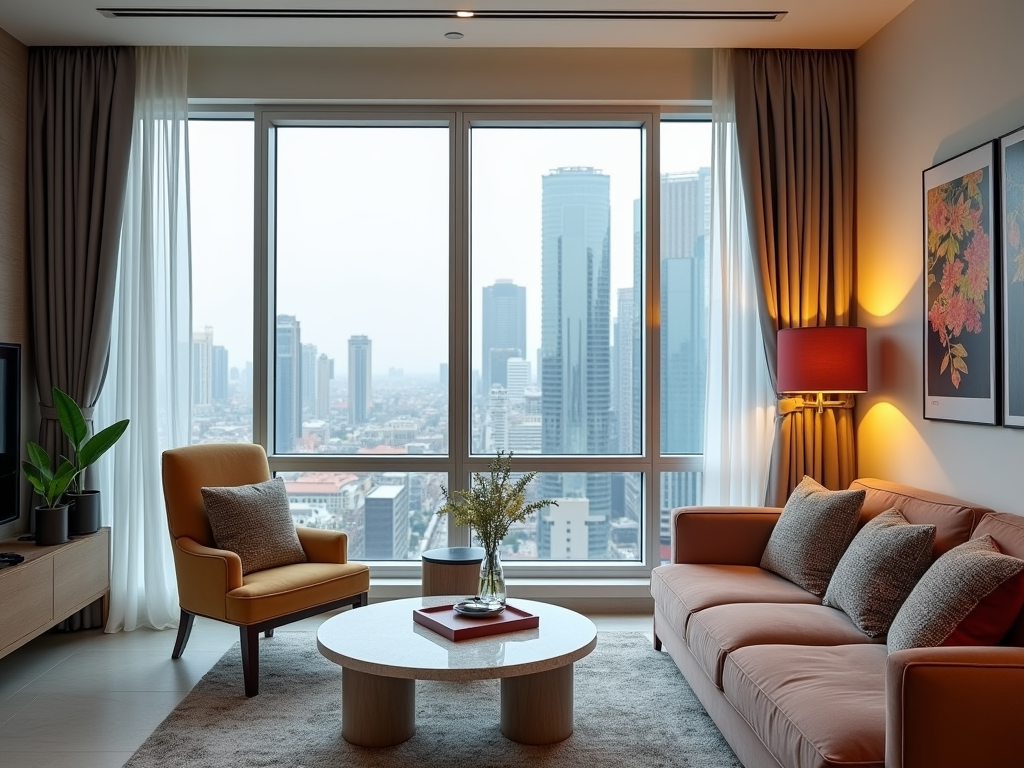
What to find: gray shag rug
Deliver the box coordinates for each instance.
[125,631,741,768]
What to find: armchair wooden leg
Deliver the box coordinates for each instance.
[265,628,274,638]
[241,625,261,697]
[171,609,195,659]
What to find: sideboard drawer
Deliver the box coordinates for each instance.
[54,529,109,617]
[0,557,53,653]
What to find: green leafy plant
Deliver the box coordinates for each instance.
[437,451,557,555]
[52,387,130,494]
[21,442,77,509]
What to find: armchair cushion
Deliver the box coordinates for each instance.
[201,477,307,575]
[760,475,866,597]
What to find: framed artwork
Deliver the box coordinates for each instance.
[1000,127,1024,428]
[923,142,999,424]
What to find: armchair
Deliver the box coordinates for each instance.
[161,443,369,696]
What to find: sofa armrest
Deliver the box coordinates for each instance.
[172,536,243,619]
[670,506,782,565]
[296,526,348,564]
[886,645,1024,768]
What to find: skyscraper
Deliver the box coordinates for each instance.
[212,345,229,403]
[276,315,302,452]
[538,167,612,558]
[192,326,214,407]
[316,353,332,420]
[301,343,318,417]
[348,335,372,426]
[481,279,526,391]
[364,483,409,559]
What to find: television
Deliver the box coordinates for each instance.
[0,343,21,526]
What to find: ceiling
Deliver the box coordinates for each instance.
[0,1,915,49]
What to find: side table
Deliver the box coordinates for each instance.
[420,546,484,597]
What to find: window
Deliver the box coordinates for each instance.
[188,108,712,576]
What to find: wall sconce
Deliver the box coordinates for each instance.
[777,327,867,413]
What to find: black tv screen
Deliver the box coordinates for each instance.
[0,343,21,526]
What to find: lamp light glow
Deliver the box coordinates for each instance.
[455,10,475,17]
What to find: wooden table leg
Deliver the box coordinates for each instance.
[341,667,415,747]
[500,664,574,744]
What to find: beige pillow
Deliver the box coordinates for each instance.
[823,508,936,637]
[760,475,866,597]
[201,477,307,576]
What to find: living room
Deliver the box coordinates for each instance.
[1,0,1023,767]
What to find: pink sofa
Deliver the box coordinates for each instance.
[650,478,1024,768]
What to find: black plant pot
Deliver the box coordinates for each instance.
[67,490,102,535]
[35,504,69,546]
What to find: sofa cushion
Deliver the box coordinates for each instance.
[686,603,880,688]
[823,509,935,637]
[761,476,865,597]
[723,644,887,768]
[972,512,1024,646]
[888,535,1024,653]
[650,564,820,635]
[851,478,987,557]
[201,477,307,576]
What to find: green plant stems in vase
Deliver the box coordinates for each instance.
[437,451,556,605]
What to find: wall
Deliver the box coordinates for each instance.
[0,25,30,538]
[188,47,711,103]
[856,0,1024,513]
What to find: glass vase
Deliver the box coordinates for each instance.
[478,550,506,606]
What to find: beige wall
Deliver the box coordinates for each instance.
[188,47,712,103]
[856,0,1024,513]
[0,26,30,538]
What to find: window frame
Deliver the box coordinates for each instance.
[189,103,708,581]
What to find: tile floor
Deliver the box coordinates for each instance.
[0,609,651,768]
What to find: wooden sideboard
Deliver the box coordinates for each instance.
[0,527,110,659]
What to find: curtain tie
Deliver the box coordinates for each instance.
[39,404,95,421]
[776,397,804,416]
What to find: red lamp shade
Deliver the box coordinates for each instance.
[777,327,867,394]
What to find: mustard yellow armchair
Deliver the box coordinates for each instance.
[161,443,369,696]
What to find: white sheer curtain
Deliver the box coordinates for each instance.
[702,49,775,506]
[97,47,191,632]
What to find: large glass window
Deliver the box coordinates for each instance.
[189,119,255,444]
[273,127,449,455]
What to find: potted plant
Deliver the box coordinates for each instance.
[437,451,556,606]
[52,387,129,535]
[21,442,76,546]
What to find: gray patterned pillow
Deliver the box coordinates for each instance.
[760,476,866,597]
[823,508,935,637]
[888,535,1024,653]
[201,477,307,576]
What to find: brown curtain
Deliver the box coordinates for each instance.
[733,49,857,506]
[27,47,136,628]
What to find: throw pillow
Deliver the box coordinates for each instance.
[887,535,1024,653]
[760,475,866,597]
[823,508,936,637]
[201,477,307,576]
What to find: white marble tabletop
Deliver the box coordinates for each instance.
[317,596,597,681]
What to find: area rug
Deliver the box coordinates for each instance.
[125,631,741,768]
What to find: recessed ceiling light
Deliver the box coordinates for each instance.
[445,31,464,39]
[455,11,475,18]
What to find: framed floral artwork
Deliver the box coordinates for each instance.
[923,142,999,424]
[1000,127,1024,428]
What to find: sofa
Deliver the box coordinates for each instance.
[650,478,1024,768]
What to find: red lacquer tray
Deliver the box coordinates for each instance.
[412,602,540,641]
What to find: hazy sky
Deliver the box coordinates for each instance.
[189,119,711,376]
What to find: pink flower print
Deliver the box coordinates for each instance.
[940,257,963,298]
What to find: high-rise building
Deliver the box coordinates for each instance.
[481,279,526,391]
[506,357,530,403]
[276,315,302,452]
[316,353,332,420]
[538,167,612,558]
[615,287,636,454]
[364,483,409,559]
[487,347,518,390]
[301,343,318,416]
[211,345,229,403]
[192,326,214,407]
[348,335,372,426]
[487,384,509,453]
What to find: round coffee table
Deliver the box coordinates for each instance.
[316,596,597,747]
